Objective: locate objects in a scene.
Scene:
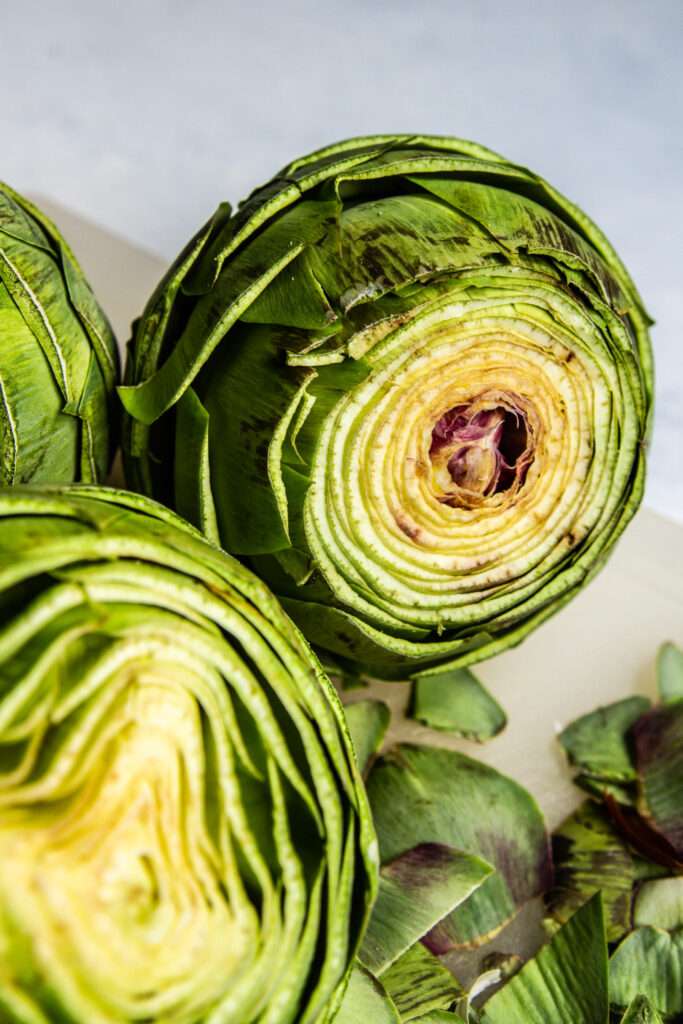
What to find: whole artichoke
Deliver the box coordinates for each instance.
[0,487,376,1023]
[121,135,653,679]
[0,185,118,484]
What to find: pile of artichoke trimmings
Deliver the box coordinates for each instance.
[0,134,653,1024]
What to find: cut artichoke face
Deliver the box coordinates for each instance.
[121,136,652,678]
[0,185,118,485]
[307,271,641,634]
[0,488,376,1024]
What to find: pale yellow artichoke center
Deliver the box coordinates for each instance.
[307,290,619,629]
[427,389,537,510]
[0,676,250,1023]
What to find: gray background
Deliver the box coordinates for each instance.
[2,0,681,521]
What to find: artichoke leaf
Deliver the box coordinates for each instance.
[332,964,401,1024]
[366,744,551,950]
[344,699,391,775]
[410,667,506,741]
[359,843,492,974]
[632,702,683,857]
[656,642,683,706]
[633,877,683,931]
[379,942,463,1021]
[609,928,683,1018]
[618,994,664,1023]
[479,894,608,1024]
[547,801,637,941]
[559,696,651,783]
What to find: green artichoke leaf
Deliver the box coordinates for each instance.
[118,198,337,425]
[0,185,118,485]
[379,942,463,1021]
[305,193,504,312]
[632,702,683,857]
[123,202,232,489]
[332,965,401,1024]
[548,801,637,942]
[633,877,683,931]
[559,696,651,782]
[617,995,664,1023]
[410,667,506,741]
[122,135,653,680]
[173,385,220,544]
[366,744,551,950]
[656,642,683,705]
[241,247,339,331]
[0,486,377,1024]
[575,774,638,807]
[344,699,391,774]
[479,894,609,1024]
[414,1014,467,1024]
[201,327,319,555]
[609,928,683,1018]
[407,176,629,312]
[359,842,493,973]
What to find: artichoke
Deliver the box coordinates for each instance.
[121,134,653,679]
[0,487,376,1023]
[0,185,118,484]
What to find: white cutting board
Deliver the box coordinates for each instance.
[38,197,683,834]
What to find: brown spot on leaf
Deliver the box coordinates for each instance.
[394,510,422,542]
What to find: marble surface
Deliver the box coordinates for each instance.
[2,0,681,521]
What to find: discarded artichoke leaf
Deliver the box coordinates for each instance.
[359,843,492,973]
[575,774,637,807]
[559,696,651,782]
[610,927,683,1018]
[632,855,670,882]
[548,800,636,941]
[656,642,683,705]
[344,699,391,774]
[478,894,608,1023]
[333,964,401,1024]
[633,876,683,930]
[410,668,506,742]
[366,744,552,951]
[632,702,683,857]
[414,1013,467,1024]
[603,794,683,873]
[379,942,463,1021]
[618,994,664,1023]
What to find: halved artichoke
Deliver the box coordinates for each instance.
[0,185,118,484]
[0,487,376,1023]
[121,135,653,678]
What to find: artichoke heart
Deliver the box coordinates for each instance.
[121,134,653,678]
[0,487,376,1024]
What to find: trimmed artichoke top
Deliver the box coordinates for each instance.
[0,185,118,485]
[121,134,653,679]
[0,487,376,1024]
